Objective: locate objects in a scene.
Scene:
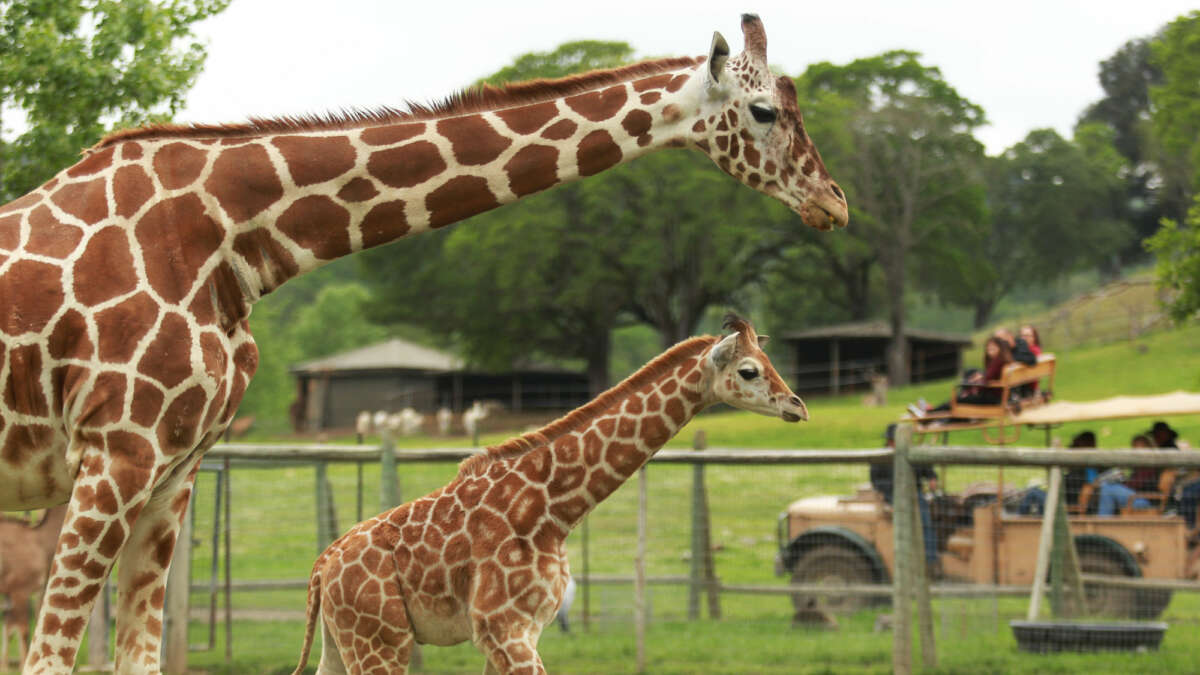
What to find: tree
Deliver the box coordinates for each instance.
[788,51,988,385]
[932,127,1132,328]
[1148,11,1200,212]
[1146,194,1200,323]
[1078,35,1170,253]
[0,0,230,201]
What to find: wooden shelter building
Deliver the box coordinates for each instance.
[290,338,589,431]
[779,321,972,395]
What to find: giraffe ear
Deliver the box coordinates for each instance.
[708,31,730,83]
[757,335,770,348]
[708,333,739,370]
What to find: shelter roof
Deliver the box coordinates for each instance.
[291,338,463,374]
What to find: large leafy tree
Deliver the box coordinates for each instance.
[784,51,988,385]
[1078,35,1169,250]
[1148,10,1200,211]
[0,0,229,201]
[935,127,1132,328]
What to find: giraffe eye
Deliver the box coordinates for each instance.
[738,367,759,381]
[749,103,776,124]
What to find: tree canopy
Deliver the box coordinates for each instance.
[0,0,229,201]
[786,51,988,384]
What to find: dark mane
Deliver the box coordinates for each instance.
[457,335,716,477]
[95,55,703,149]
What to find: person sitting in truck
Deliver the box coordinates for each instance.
[871,424,939,571]
[1019,431,1103,514]
[1096,434,1157,515]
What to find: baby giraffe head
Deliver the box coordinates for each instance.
[705,313,808,422]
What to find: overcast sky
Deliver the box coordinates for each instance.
[181,1,1196,155]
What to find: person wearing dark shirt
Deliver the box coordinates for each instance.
[871,424,939,568]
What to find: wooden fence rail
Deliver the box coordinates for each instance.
[158,436,1200,674]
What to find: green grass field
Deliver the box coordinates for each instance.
[131,319,1200,674]
[21,315,1191,674]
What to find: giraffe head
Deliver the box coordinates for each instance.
[706,314,808,422]
[692,14,848,231]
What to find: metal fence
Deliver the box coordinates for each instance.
[64,429,1200,673]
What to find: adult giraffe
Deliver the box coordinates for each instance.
[0,14,845,673]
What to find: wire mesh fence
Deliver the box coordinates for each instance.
[62,433,1200,673]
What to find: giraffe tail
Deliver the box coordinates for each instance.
[292,561,322,675]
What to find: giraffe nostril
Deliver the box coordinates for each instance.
[830,183,844,201]
[789,395,803,407]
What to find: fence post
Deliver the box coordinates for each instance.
[380,431,399,512]
[689,430,710,620]
[892,423,914,675]
[635,466,648,674]
[1027,466,1063,621]
[164,498,193,674]
[581,516,591,633]
[907,438,936,668]
[315,460,339,552]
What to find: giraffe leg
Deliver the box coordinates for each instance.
[110,451,205,674]
[474,628,546,675]
[25,465,131,674]
[315,542,415,675]
[315,617,350,675]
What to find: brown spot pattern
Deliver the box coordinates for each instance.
[95,292,158,363]
[27,206,82,259]
[204,144,284,222]
[426,176,498,229]
[540,119,577,141]
[496,102,559,135]
[153,143,208,190]
[50,179,108,225]
[135,194,223,304]
[0,260,64,336]
[271,135,357,186]
[504,145,558,197]
[360,123,424,146]
[113,165,155,218]
[360,200,409,249]
[576,130,622,177]
[438,116,512,166]
[336,177,378,202]
[276,195,352,259]
[565,85,628,123]
[368,142,446,189]
[137,313,192,388]
[74,227,137,306]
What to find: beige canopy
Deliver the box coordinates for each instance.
[1012,391,1200,425]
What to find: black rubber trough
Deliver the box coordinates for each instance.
[1009,620,1168,653]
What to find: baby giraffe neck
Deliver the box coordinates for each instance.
[533,344,712,532]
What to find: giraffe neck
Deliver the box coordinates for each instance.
[469,336,715,533]
[101,58,709,310]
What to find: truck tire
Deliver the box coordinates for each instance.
[790,544,875,618]
[1078,549,1136,617]
[1077,548,1172,619]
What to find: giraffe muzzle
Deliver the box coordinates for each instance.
[781,395,809,423]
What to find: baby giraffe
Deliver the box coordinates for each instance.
[293,315,807,674]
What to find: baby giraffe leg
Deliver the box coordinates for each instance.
[319,551,415,674]
[475,626,546,675]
